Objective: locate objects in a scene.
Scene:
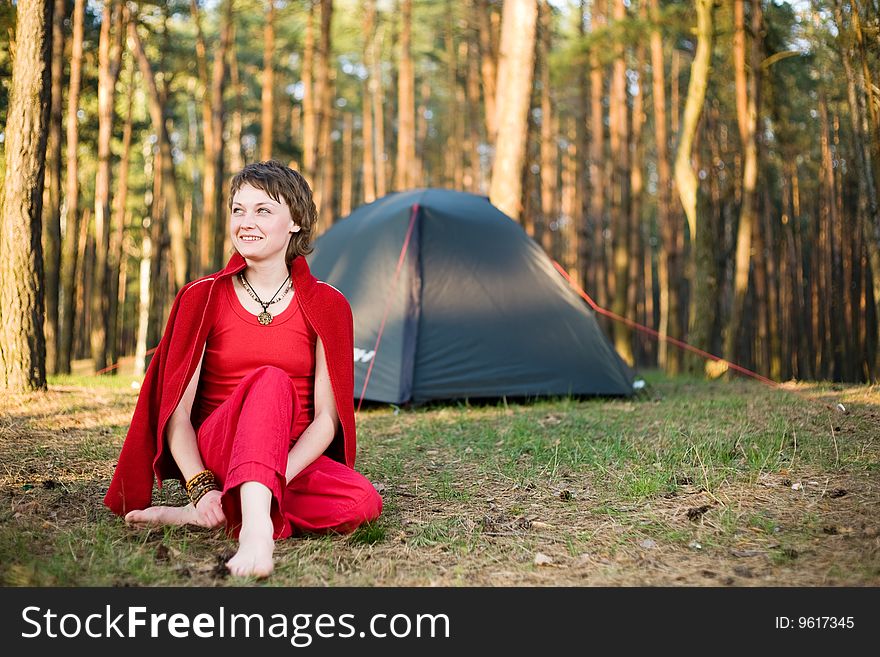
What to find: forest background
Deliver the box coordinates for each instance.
[0,0,878,391]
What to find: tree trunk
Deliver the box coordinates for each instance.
[704,105,726,361]
[749,187,768,374]
[650,0,680,373]
[443,1,458,187]
[725,0,761,369]
[417,78,431,186]
[190,0,214,226]
[42,0,65,375]
[452,46,466,191]
[476,0,499,144]
[833,0,880,374]
[312,0,334,222]
[317,75,336,229]
[589,0,608,310]
[58,0,85,375]
[389,14,399,190]
[108,62,135,370]
[228,38,244,173]
[134,216,152,378]
[671,46,687,339]
[128,17,187,291]
[850,1,879,178]
[146,147,167,370]
[765,197,784,378]
[521,105,541,241]
[789,163,813,378]
[302,1,316,183]
[628,18,647,364]
[809,207,822,378]
[489,0,538,221]
[609,0,632,365]
[341,112,353,216]
[290,105,302,168]
[850,185,867,379]
[370,21,387,198]
[671,46,680,135]
[465,34,483,191]
[208,1,233,272]
[779,169,793,378]
[191,0,212,273]
[0,0,52,391]
[395,0,416,190]
[538,0,556,256]
[642,216,655,364]
[261,0,277,161]
[818,95,836,378]
[76,211,93,362]
[91,0,124,373]
[574,0,589,290]
[831,114,849,379]
[361,0,376,203]
[561,117,579,279]
[191,0,232,274]
[675,0,714,372]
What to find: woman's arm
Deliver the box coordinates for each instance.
[166,346,225,527]
[166,346,207,481]
[285,336,339,484]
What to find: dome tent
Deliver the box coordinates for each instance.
[307,189,634,404]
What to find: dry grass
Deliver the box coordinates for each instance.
[0,371,877,586]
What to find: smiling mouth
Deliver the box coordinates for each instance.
[239,235,263,242]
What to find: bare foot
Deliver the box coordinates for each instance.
[226,517,275,578]
[125,504,199,527]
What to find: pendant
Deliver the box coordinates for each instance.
[258,310,273,326]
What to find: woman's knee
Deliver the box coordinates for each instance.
[337,479,383,530]
[285,460,383,534]
[358,484,383,521]
[241,366,295,410]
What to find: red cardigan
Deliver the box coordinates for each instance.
[104,253,356,516]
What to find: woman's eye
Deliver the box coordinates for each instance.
[258,208,269,214]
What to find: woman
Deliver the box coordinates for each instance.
[104,161,382,578]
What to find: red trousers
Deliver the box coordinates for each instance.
[195,365,382,539]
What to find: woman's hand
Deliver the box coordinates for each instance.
[193,489,226,528]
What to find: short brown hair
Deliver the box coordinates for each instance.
[229,160,317,264]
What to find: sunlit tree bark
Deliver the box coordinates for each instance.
[674,0,714,372]
[0,0,52,391]
[91,0,124,372]
[489,0,539,221]
[58,0,85,374]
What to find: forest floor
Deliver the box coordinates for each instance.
[0,367,878,587]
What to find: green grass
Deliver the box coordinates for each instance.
[1,370,878,586]
[48,373,143,390]
[748,511,781,535]
[348,521,386,546]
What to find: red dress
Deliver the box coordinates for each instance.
[189,278,380,538]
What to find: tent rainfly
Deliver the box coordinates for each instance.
[307,189,635,404]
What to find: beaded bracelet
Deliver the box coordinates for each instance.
[185,469,215,491]
[185,469,218,507]
[189,482,217,507]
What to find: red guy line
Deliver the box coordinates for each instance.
[550,260,836,401]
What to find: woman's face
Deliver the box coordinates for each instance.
[230,183,300,264]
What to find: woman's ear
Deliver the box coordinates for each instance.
[290,223,302,233]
